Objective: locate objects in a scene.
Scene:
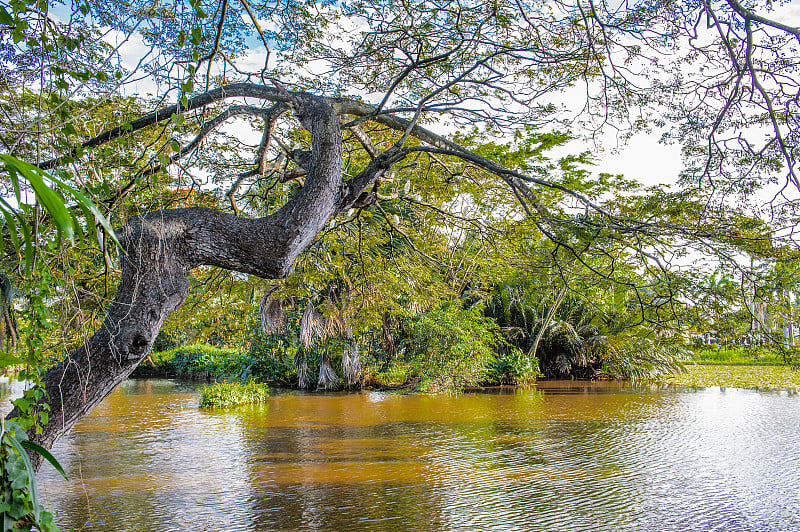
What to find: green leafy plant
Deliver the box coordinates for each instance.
[399,302,500,392]
[488,347,541,385]
[1,419,67,532]
[0,154,118,271]
[148,344,248,379]
[199,381,270,408]
[0,151,118,532]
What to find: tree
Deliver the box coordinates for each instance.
[2,0,798,458]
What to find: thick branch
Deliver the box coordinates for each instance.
[9,92,344,460]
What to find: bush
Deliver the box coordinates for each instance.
[400,302,500,392]
[246,330,300,385]
[373,364,411,387]
[487,347,541,385]
[199,381,270,408]
[150,344,248,379]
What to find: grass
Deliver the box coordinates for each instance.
[688,346,788,365]
[663,363,800,391]
[199,381,270,408]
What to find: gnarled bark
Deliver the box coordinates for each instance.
[9,92,378,462]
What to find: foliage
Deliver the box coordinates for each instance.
[0,420,66,532]
[0,121,113,530]
[0,155,118,263]
[397,302,499,392]
[690,346,788,366]
[199,381,270,408]
[486,347,541,386]
[160,269,262,349]
[148,344,248,379]
[593,335,689,380]
[372,364,411,388]
[486,271,691,380]
[245,328,299,386]
[663,364,800,392]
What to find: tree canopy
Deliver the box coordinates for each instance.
[1,0,799,457]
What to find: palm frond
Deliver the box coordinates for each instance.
[300,302,323,348]
[343,340,363,389]
[317,350,341,390]
[294,348,311,389]
[260,296,285,335]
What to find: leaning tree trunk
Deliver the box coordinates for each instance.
[6,93,387,465]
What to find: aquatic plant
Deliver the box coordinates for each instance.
[199,382,270,408]
[664,364,800,391]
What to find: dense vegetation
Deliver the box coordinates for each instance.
[663,364,800,391]
[1,0,799,528]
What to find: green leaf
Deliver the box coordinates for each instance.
[0,350,24,368]
[20,213,34,271]
[7,431,40,523]
[191,27,202,45]
[0,199,22,248]
[0,155,75,244]
[20,440,68,480]
[0,154,121,252]
[61,122,78,137]
[6,165,21,203]
[0,6,14,25]
[57,181,121,249]
[170,140,181,153]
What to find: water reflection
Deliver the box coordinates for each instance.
[2,379,799,531]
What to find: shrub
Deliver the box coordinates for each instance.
[199,381,270,408]
[246,330,300,385]
[150,344,248,379]
[400,302,500,392]
[488,347,541,385]
[373,364,411,387]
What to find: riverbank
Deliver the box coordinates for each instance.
[687,346,790,366]
[662,363,800,391]
[135,344,800,393]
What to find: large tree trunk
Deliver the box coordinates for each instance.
[7,93,371,464]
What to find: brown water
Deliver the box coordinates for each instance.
[2,378,800,531]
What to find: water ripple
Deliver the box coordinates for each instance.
[16,381,800,531]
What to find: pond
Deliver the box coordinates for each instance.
[2,378,800,531]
